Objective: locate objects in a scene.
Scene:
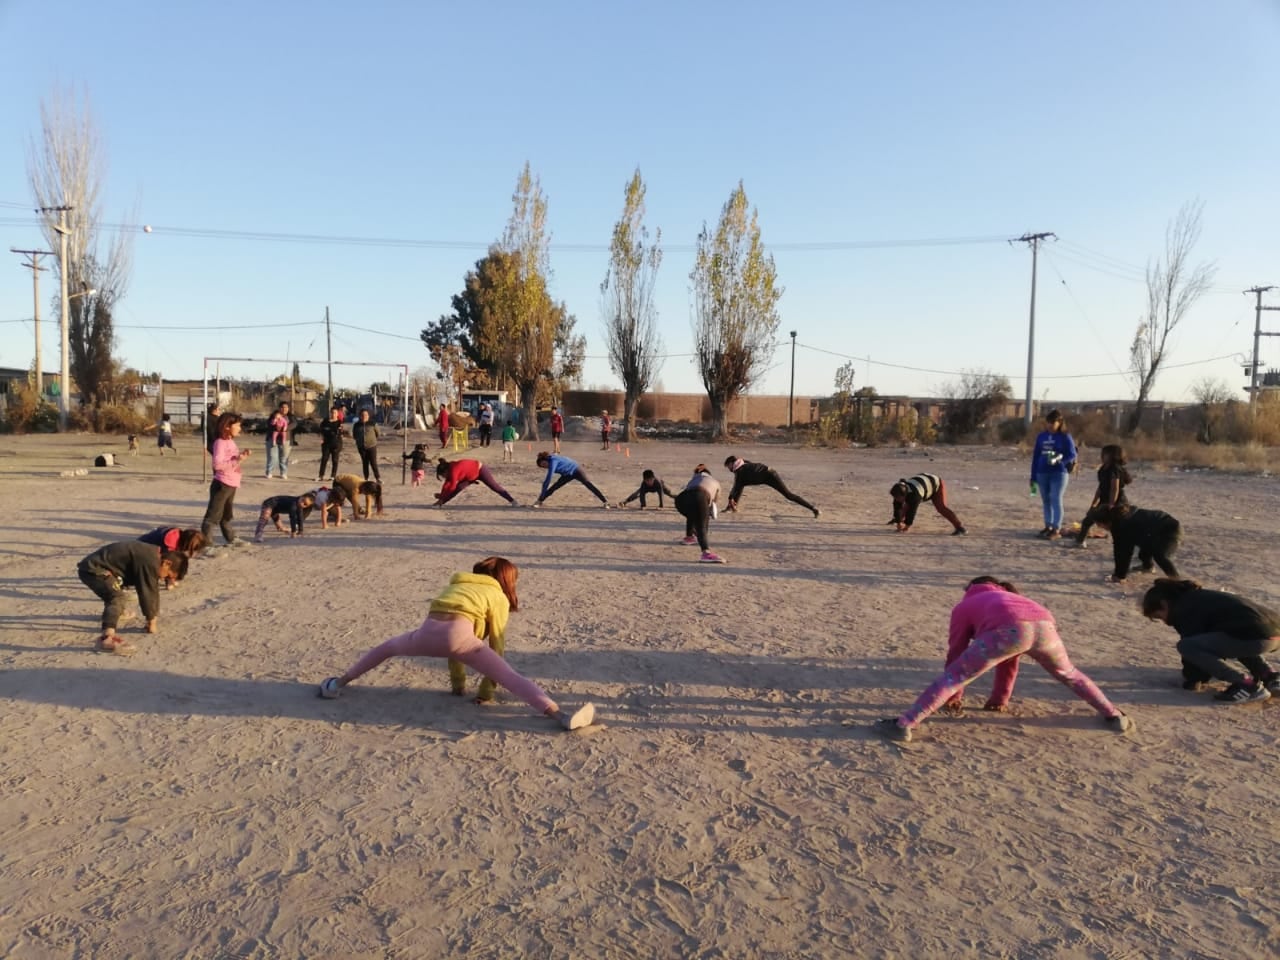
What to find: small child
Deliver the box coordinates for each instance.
[889,473,966,535]
[1142,578,1280,703]
[254,492,317,541]
[1088,504,1182,583]
[302,486,343,529]
[137,528,208,585]
[403,443,429,487]
[619,469,677,509]
[601,410,612,450]
[156,413,175,456]
[1076,444,1134,542]
[77,541,189,655]
[332,474,384,520]
[501,420,518,463]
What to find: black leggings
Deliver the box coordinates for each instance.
[201,479,238,544]
[541,468,607,504]
[741,470,816,513]
[358,447,381,481]
[675,488,713,551]
[319,445,341,479]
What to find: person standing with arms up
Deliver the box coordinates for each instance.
[1030,409,1077,540]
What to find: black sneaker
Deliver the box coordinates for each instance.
[952,526,967,536]
[1214,682,1271,704]
[1259,671,1280,694]
[874,718,912,742]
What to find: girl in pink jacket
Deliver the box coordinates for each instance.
[877,577,1133,742]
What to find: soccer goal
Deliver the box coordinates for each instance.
[200,356,410,484]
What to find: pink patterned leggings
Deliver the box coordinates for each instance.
[899,621,1121,728]
[341,615,556,713]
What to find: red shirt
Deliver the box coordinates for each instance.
[551,412,564,434]
[438,458,481,502]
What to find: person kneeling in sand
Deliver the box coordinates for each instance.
[318,556,596,730]
[77,541,189,655]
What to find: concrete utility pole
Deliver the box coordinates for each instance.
[325,305,334,411]
[11,247,54,394]
[1244,285,1280,410]
[1013,232,1056,429]
[788,330,797,433]
[38,205,74,430]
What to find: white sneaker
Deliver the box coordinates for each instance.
[557,703,595,730]
[318,677,342,699]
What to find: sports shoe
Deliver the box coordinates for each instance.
[1260,671,1280,694]
[1037,527,1052,539]
[1214,682,1271,703]
[1046,528,1061,541]
[531,501,544,509]
[601,502,611,510]
[952,526,967,536]
[555,703,596,730]
[875,718,912,742]
[1105,714,1134,734]
[680,536,698,545]
[508,500,520,507]
[812,507,821,519]
[95,635,137,657]
[318,677,342,699]
[699,551,726,564]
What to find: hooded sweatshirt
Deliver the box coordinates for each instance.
[429,572,511,647]
[948,581,1054,653]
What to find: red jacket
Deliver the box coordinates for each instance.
[437,459,481,503]
[551,412,564,434]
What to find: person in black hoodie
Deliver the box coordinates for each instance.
[318,406,345,481]
[1142,578,1279,703]
[77,542,189,655]
[352,409,382,482]
[1088,504,1182,582]
[723,456,820,518]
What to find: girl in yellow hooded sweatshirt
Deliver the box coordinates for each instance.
[318,557,595,730]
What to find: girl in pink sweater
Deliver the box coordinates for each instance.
[201,412,251,545]
[876,577,1133,742]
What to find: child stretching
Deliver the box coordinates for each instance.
[77,541,189,655]
[253,491,317,541]
[875,576,1133,742]
[1142,578,1279,703]
[403,443,429,487]
[332,474,384,520]
[318,556,596,730]
[137,527,208,558]
[889,474,966,535]
[434,458,518,507]
[940,576,1021,713]
[619,469,677,509]
[723,456,820,518]
[533,452,610,508]
[501,420,518,462]
[675,465,725,564]
[1076,444,1134,542]
[1088,505,1182,583]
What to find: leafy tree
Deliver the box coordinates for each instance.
[1127,201,1216,435]
[691,182,783,439]
[601,169,663,442]
[1190,377,1234,444]
[940,369,1012,441]
[28,87,136,417]
[419,259,494,376]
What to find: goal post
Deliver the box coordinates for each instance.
[201,356,410,485]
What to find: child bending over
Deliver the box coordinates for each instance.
[77,541,189,655]
[889,474,966,535]
[1076,444,1134,542]
[1088,504,1182,583]
[619,469,677,509]
[254,492,317,541]
[318,556,596,730]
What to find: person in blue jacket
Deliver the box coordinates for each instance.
[532,452,610,508]
[1029,409,1077,540]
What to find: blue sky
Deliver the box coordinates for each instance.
[2,0,1277,405]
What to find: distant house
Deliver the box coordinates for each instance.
[0,367,67,409]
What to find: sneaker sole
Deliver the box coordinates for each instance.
[563,703,595,730]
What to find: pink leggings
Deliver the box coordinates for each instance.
[899,621,1121,728]
[341,616,557,713]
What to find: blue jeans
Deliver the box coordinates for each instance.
[265,441,289,477]
[1035,470,1069,529]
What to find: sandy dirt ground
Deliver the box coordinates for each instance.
[0,430,1276,959]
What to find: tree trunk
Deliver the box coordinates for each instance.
[519,381,540,441]
[622,389,640,442]
[709,395,729,440]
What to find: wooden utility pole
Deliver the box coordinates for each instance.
[11,247,54,394]
[325,305,334,412]
[1245,285,1280,409]
[1013,232,1056,428]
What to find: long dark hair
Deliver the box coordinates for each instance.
[967,575,1020,594]
[215,411,242,440]
[1142,578,1201,617]
[473,556,519,611]
[1100,443,1134,484]
[359,480,384,515]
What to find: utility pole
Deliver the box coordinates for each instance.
[1244,285,1280,410]
[39,205,74,430]
[1013,232,1056,429]
[11,247,54,395]
[788,330,797,434]
[325,305,334,411]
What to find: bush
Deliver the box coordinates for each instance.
[915,417,937,445]
[0,387,59,433]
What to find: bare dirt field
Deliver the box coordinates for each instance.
[0,431,1276,959]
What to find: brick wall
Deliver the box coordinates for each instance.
[562,391,813,427]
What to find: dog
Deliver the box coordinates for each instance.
[127,434,140,456]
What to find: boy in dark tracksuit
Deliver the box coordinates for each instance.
[318,408,345,481]
[1091,505,1182,582]
[619,469,677,509]
[77,541,188,654]
[723,456,820,518]
[253,493,316,541]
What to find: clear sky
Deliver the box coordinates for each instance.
[2,0,1277,404]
